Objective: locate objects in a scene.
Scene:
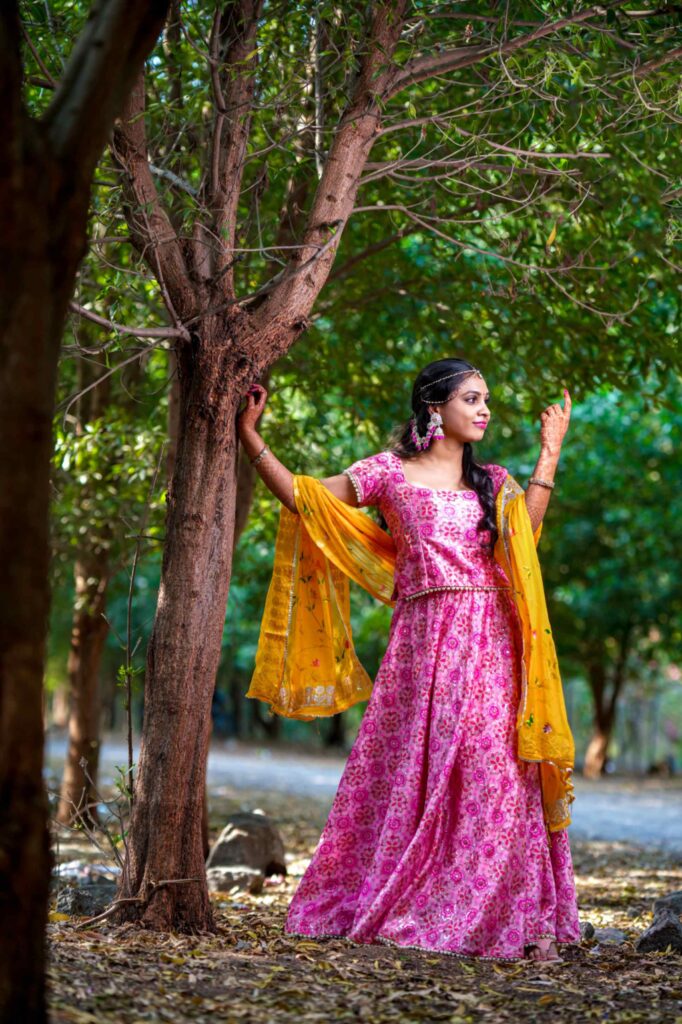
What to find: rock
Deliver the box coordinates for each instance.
[593,927,628,945]
[206,866,264,895]
[52,859,121,885]
[653,891,682,918]
[206,810,286,876]
[580,921,596,940]
[636,909,682,954]
[55,882,117,917]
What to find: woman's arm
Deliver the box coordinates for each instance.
[236,385,358,513]
[525,446,560,533]
[524,389,572,532]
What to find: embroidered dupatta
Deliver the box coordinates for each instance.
[246,473,575,831]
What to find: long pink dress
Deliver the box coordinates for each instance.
[285,451,580,960]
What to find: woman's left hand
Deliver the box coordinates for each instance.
[540,389,572,453]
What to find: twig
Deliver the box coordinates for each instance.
[58,337,171,426]
[125,441,168,802]
[72,878,202,930]
[20,22,57,88]
[68,301,189,340]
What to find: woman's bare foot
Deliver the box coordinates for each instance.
[524,937,561,962]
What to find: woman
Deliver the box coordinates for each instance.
[237,356,579,963]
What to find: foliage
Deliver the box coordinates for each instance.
[20,1,682,389]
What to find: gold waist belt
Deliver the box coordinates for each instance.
[400,584,512,601]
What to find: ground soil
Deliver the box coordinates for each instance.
[47,784,682,1024]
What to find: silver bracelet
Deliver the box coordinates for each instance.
[528,476,555,490]
[250,444,269,466]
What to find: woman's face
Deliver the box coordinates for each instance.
[429,373,490,443]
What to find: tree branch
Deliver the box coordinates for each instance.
[44,0,171,174]
[68,301,189,340]
[385,5,619,99]
[634,44,682,77]
[20,21,57,88]
[251,1,410,338]
[111,70,192,322]
[207,0,263,297]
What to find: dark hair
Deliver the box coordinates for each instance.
[383,357,497,549]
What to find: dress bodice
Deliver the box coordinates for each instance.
[343,450,510,601]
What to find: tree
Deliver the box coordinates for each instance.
[0,2,170,1019]
[536,384,682,777]
[51,344,169,826]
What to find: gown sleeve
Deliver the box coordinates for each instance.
[342,451,390,508]
[481,462,508,499]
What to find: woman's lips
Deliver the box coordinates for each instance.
[473,421,488,428]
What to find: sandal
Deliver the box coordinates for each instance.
[524,936,561,962]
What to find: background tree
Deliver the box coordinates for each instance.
[50,338,169,826]
[536,384,682,777]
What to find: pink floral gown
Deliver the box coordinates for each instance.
[285,450,580,960]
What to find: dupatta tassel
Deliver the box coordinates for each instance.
[247,472,575,831]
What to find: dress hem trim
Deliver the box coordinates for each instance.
[285,927,581,963]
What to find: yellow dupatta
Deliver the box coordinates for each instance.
[246,472,574,831]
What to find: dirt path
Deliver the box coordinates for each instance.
[46,733,682,852]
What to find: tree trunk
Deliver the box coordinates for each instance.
[51,685,70,729]
[56,551,110,827]
[583,726,612,779]
[253,700,282,741]
[0,1,172,1013]
[0,167,77,1024]
[584,660,613,778]
[325,713,346,749]
[116,320,246,931]
[583,631,631,779]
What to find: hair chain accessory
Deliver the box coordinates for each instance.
[419,366,482,394]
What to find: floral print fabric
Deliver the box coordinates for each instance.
[343,451,511,598]
[285,452,580,959]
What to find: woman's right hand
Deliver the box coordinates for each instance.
[237,384,268,441]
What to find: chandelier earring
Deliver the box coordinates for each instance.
[410,408,445,451]
[426,408,445,443]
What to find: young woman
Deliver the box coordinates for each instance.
[237,357,579,963]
